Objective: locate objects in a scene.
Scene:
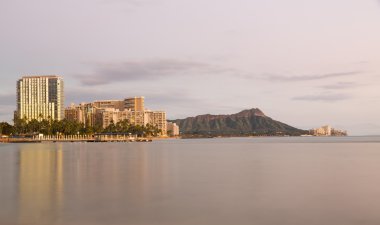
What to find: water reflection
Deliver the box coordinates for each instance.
[2,139,380,225]
[15,143,170,225]
[18,144,63,225]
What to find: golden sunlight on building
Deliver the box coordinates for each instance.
[16,75,64,121]
[310,125,347,136]
[65,96,167,136]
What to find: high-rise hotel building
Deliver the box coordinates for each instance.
[16,75,64,121]
[125,97,145,112]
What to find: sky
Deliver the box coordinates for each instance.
[1,0,380,135]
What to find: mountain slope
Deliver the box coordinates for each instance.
[172,108,306,136]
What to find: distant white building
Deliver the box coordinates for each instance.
[167,122,180,136]
[310,125,347,136]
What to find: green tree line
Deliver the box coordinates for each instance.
[0,118,161,137]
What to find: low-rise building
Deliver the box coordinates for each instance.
[144,110,167,135]
[167,122,180,136]
[101,108,146,128]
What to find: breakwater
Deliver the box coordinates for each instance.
[0,134,152,143]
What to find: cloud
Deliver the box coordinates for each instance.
[265,71,361,82]
[319,82,358,90]
[76,59,234,86]
[293,93,352,102]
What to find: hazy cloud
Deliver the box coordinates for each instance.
[293,93,352,102]
[0,105,15,122]
[0,93,18,121]
[65,87,215,119]
[66,86,200,105]
[319,82,358,90]
[99,0,161,7]
[0,93,16,105]
[146,92,203,106]
[265,71,361,82]
[0,110,10,117]
[65,87,129,104]
[77,60,234,86]
[350,61,369,65]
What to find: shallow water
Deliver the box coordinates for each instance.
[1,137,380,225]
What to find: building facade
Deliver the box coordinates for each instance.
[311,125,332,136]
[16,75,64,121]
[167,122,180,136]
[124,97,145,112]
[310,125,347,136]
[101,109,146,128]
[144,110,167,135]
[65,103,102,128]
[65,97,167,136]
[93,100,125,111]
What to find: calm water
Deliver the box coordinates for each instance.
[1,137,380,225]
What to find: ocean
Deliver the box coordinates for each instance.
[1,136,380,225]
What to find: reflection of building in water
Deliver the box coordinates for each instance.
[16,143,170,224]
[70,143,170,206]
[127,144,170,203]
[70,144,169,203]
[18,144,63,225]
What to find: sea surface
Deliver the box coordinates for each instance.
[1,136,380,225]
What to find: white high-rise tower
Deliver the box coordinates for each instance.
[16,75,64,121]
